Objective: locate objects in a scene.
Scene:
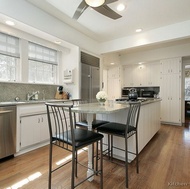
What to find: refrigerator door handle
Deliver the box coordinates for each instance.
[102,82,104,89]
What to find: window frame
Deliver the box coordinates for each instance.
[28,41,58,84]
[0,32,20,82]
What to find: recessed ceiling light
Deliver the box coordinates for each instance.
[136,28,142,33]
[138,62,144,64]
[110,62,115,65]
[5,20,15,26]
[54,40,61,44]
[117,4,125,11]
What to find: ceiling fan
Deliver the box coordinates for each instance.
[73,0,122,20]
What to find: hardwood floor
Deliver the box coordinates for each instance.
[1,124,190,189]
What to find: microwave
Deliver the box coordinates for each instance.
[141,91,155,98]
[122,88,130,97]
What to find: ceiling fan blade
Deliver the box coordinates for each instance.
[73,0,89,20]
[105,0,118,4]
[93,5,122,20]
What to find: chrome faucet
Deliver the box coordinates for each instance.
[27,91,39,101]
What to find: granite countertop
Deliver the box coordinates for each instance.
[71,98,161,114]
[0,98,161,107]
[0,99,79,106]
[72,102,129,114]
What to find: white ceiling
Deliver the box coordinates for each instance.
[26,0,190,43]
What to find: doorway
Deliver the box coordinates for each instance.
[183,57,190,127]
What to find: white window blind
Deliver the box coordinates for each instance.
[28,42,57,84]
[0,32,19,81]
[28,42,57,65]
[0,32,20,58]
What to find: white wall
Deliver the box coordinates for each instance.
[62,47,81,99]
[120,42,190,65]
[2,0,190,57]
[100,20,190,54]
[0,22,81,98]
[0,0,100,55]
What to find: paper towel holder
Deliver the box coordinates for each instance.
[63,69,73,84]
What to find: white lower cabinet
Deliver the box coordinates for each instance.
[20,113,49,149]
[16,103,50,153]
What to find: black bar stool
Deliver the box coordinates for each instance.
[96,102,141,188]
[46,101,104,189]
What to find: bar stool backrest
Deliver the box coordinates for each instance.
[126,102,141,136]
[46,101,75,150]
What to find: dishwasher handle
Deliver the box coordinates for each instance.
[0,110,13,114]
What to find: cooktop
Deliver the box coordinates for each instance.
[115,98,147,102]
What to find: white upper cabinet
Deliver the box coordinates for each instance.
[133,65,145,86]
[145,63,160,86]
[123,62,160,87]
[160,57,181,74]
[123,66,135,87]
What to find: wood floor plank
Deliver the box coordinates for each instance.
[0,124,190,189]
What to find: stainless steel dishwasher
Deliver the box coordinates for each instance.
[0,105,16,159]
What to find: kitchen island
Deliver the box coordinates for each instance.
[96,99,161,161]
[2,98,160,163]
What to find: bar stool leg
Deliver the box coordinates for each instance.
[48,142,53,189]
[136,131,139,173]
[125,137,129,188]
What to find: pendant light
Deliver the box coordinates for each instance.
[85,0,105,7]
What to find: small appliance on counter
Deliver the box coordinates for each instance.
[128,88,138,100]
[55,86,69,99]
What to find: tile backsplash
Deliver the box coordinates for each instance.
[0,82,59,102]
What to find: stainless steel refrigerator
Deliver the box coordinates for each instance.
[81,63,100,103]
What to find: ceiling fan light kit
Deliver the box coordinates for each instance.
[85,0,105,7]
[73,0,121,20]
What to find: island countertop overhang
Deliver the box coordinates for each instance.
[71,98,161,114]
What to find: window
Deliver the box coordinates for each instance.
[185,66,190,98]
[0,32,19,81]
[28,42,57,84]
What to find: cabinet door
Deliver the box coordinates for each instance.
[40,114,50,142]
[123,66,135,87]
[161,57,181,75]
[113,78,121,99]
[20,115,41,149]
[108,77,121,99]
[160,74,171,122]
[107,66,121,99]
[160,57,182,124]
[170,57,181,74]
[108,66,121,79]
[133,65,144,86]
[20,114,50,149]
[149,63,160,86]
[160,73,181,123]
[170,74,181,123]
